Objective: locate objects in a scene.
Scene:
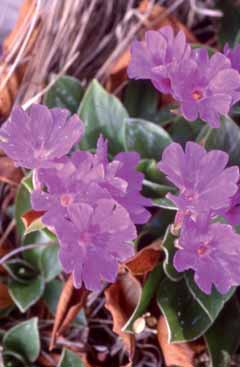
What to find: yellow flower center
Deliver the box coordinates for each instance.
[60,194,73,207]
[192,90,203,101]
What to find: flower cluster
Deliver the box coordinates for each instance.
[0,104,151,291]
[158,141,240,294]
[128,26,240,128]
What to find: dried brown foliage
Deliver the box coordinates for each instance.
[125,240,162,275]
[21,209,45,229]
[157,316,205,367]
[50,275,88,350]
[0,0,39,119]
[105,272,141,359]
[0,152,23,185]
[0,0,158,118]
[0,282,13,309]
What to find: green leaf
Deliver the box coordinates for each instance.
[123,80,158,120]
[185,272,235,322]
[170,118,204,146]
[43,279,64,315]
[4,259,38,284]
[3,351,27,367]
[22,230,52,267]
[153,197,177,210]
[123,265,164,332]
[23,242,61,281]
[142,179,176,198]
[42,228,57,242]
[40,243,61,281]
[23,246,45,269]
[0,306,15,319]
[58,348,84,367]
[137,159,166,184]
[162,226,182,281]
[196,124,211,144]
[202,116,240,165]
[22,173,33,192]
[205,296,240,367]
[78,79,128,155]
[232,104,240,118]
[153,105,178,127]
[217,0,240,46]
[144,208,176,238]
[234,30,240,46]
[157,277,212,342]
[15,183,32,238]
[44,75,84,113]
[3,318,40,362]
[123,118,172,160]
[8,276,45,313]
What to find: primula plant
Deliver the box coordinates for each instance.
[0,104,150,290]
[3,22,240,367]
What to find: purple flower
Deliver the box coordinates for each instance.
[52,200,136,290]
[127,26,191,94]
[218,185,240,225]
[0,104,84,169]
[71,136,151,224]
[174,218,240,294]
[158,142,239,218]
[32,135,150,228]
[111,152,151,224]
[169,49,240,127]
[224,44,240,72]
[31,158,110,228]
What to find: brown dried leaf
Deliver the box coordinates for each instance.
[139,0,197,41]
[157,316,205,367]
[105,272,141,358]
[21,209,45,230]
[0,154,23,186]
[0,0,40,118]
[3,0,36,52]
[0,67,21,118]
[125,241,162,275]
[37,352,59,367]
[50,275,88,350]
[0,241,13,274]
[110,50,131,76]
[0,282,13,309]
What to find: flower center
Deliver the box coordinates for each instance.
[60,194,73,207]
[34,149,47,159]
[79,231,92,244]
[197,241,209,256]
[182,190,198,202]
[192,90,203,101]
